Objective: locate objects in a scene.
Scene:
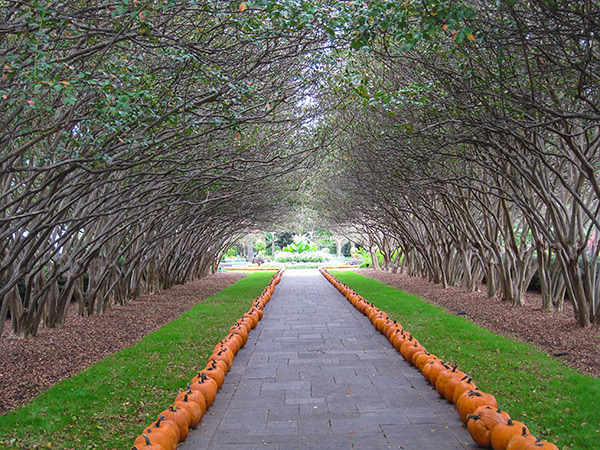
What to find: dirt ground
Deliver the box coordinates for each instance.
[0,273,244,415]
[356,269,599,378]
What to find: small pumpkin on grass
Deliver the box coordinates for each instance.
[173,393,204,427]
[132,434,167,450]
[390,330,409,352]
[466,406,510,448]
[529,439,559,449]
[210,347,234,370]
[175,387,206,411]
[435,366,465,397]
[506,427,537,450]
[403,340,426,362]
[189,372,218,407]
[490,419,529,450]
[452,376,478,404]
[421,359,449,385]
[414,351,437,371]
[456,390,497,423]
[157,406,192,441]
[229,326,248,346]
[137,416,179,450]
[201,363,225,388]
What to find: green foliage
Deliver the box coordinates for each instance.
[225,247,238,257]
[0,273,275,449]
[332,272,599,450]
[275,252,327,263]
[282,241,315,253]
[248,0,475,51]
[275,232,294,249]
[357,247,383,267]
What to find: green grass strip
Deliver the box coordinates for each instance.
[0,272,276,450]
[331,271,599,450]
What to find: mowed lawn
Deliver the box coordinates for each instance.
[331,271,599,450]
[0,272,275,450]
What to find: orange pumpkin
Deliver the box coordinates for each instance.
[157,406,191,441]
[506,427,537,450]
[443,374,467,402]
[132,434,167,450]
[138,416,179,450]
[490,419,529,450]
[452,377,478,404]
[435,366,465,398]
[173,393,204,427]
[189,373,218,407]
[175,388,206,412]
[400,340,425,362]
[466,406,510,448]
[528,439,559,449]
[201,364,225,388]
[414,352,438,371]
[423,361,451,385]
[456,390,497,423]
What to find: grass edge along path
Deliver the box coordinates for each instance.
[330,270,599,450]
[0,271,279,450]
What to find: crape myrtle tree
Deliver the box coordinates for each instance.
[0,0,329,338]
[315,0,600,326]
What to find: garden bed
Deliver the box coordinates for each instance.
[0,272,244,415]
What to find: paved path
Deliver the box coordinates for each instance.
[180,269,478,450]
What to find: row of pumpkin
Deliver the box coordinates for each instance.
[131,269,284,450]
[319,269,559,450]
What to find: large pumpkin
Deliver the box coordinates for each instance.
[400,340,425,362]
[189,373,218,407]
[466,406,510,448]
[157,406,192,441]
[490,419,529,450]
[528,439,559,449]
[435,367,466,398]
[140,416,180,450]
[173,394,204,427]
[456,390,497,423]
[201,364,225,388]
[506,427,537,450]
[414,352,438,371]
[132,434,167,450]
[175,388,206,412]
[452,377,478,404]
[424,361,451,385]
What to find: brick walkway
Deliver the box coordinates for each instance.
[180,269,478,450]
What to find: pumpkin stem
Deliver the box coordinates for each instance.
[156,415,165,427]
[521,426,528,436]
[507,419,514,426]
[143,434,151,446]
[184,393,189,402]
[466,414,480,420]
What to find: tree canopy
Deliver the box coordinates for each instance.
[1,0,599,336]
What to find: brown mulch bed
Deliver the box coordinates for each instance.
[357,269,600,377]
[0,273,245,415]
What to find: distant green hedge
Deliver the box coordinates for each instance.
[275,253,327,263]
